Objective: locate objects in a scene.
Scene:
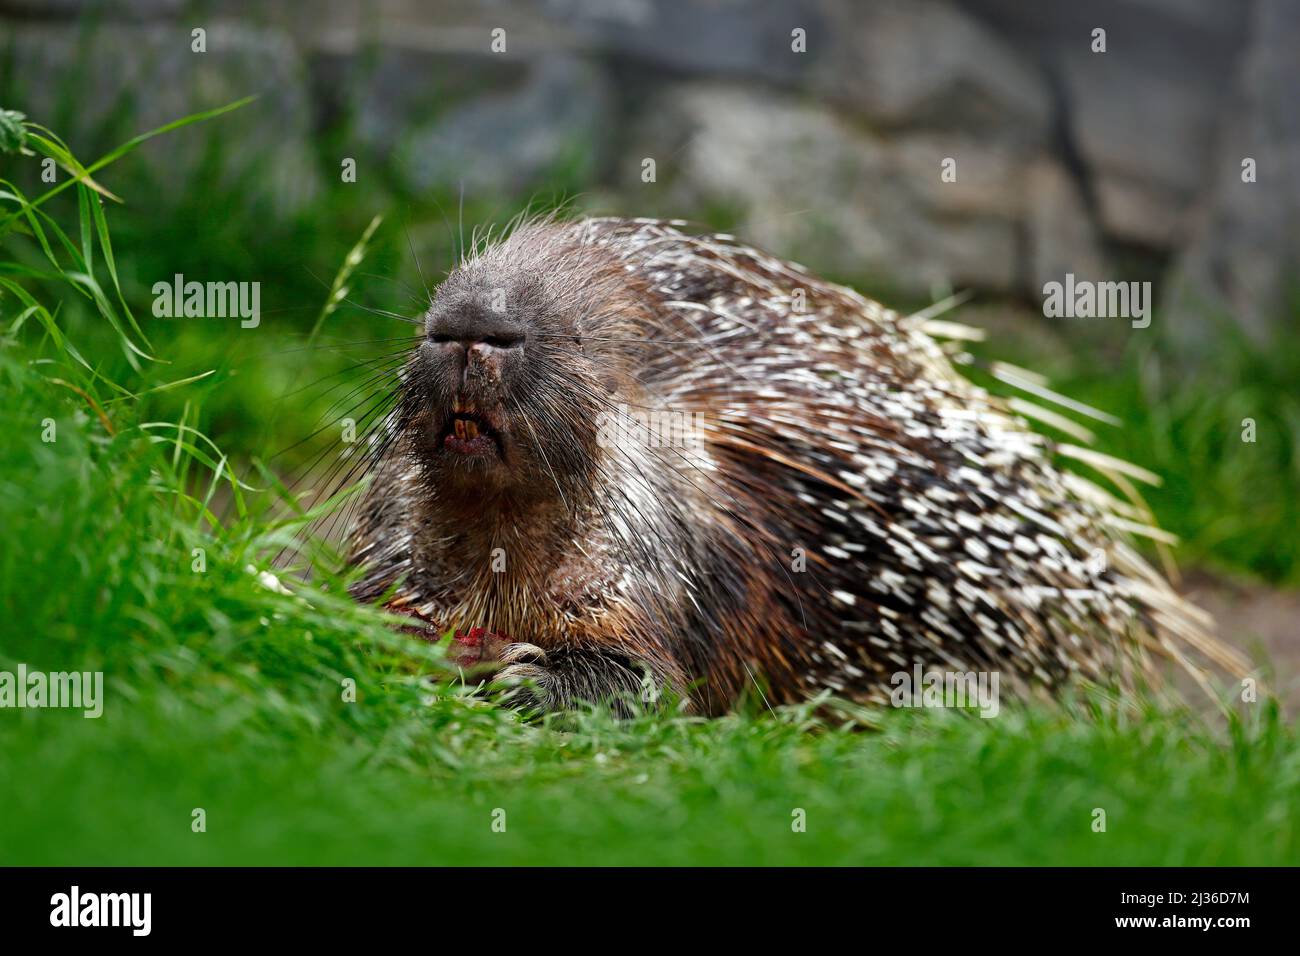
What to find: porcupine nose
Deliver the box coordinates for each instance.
[427,303,525,383]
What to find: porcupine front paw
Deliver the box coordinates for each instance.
[446,628,552,703]
[448,632,663,714]
[494,642,554,709]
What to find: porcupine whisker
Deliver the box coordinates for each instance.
[275,336,424,355]
[273,356,414,409]
[282,385,404,494]
[353,270,430,308]
[313,401,410,546]
[269,371,404,465]
[281,407,400,544]
[401,216,435,307]
[274,397,403,570]
[329,295,425,325]
[272,353,411,406]
[451,182,467,268]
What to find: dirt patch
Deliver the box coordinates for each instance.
[1184,571,1300,707]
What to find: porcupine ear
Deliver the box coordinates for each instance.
[914,298,1256,709]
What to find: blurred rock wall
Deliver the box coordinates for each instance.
[2,0,1295,343]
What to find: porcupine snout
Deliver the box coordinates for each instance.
[425,297,527,392]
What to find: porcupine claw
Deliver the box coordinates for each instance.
[495,644,552,709]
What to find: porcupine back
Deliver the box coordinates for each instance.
[347,216,1250,714]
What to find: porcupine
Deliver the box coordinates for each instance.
[345,216,1248,715]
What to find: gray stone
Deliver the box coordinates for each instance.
[543,0,821,83]
[812,0,1052,143]
[622,82,1089,297]
[378,56,614,198]
[960,0,1251,249]
[1025,158,1109,293]
[1166,0,1300,347]
[1059,49,1221,247]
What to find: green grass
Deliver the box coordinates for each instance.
[7,692,1298,866]
[2,105,1298,867]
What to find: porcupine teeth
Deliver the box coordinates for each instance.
[463,420,479,440]
[454,419,466,440]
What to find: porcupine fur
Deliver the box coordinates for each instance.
[345,216,1249,715]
